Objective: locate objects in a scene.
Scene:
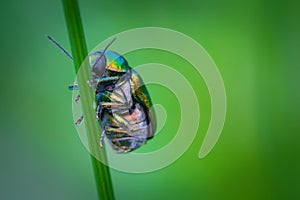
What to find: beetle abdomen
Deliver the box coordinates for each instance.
[101,102,149,153]
[96,70,153,153]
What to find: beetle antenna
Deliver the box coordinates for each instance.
[47,35,73,60]
[92,37,116,69]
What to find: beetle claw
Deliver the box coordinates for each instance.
[68,82,78,90]
[87,80,98,87]
[100,130,105,147]
[75,94,80,103]
[75,115,84,125]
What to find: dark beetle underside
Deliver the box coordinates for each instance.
[93,51,155,153]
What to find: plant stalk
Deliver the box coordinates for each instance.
[62,0,115,199]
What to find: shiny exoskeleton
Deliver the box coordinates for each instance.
[90,50,156,153]
[47,35,155,153]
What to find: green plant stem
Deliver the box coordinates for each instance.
[62,0,115,199]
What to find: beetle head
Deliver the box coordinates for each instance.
[89,52,107,77]
[89,50,131,77]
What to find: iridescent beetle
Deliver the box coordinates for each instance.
[48,36,156,153]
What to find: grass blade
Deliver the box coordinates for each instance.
[62,0,115,199]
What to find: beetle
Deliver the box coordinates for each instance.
[48,35,156,153]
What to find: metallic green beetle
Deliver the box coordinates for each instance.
[89,50,156,153]
[48,35,156,153]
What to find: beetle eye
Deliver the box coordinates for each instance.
[91,54,107,77]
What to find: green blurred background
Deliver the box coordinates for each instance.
[1,0,300,199]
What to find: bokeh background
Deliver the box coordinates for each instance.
[1,0,300,199]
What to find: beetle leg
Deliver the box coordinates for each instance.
[75,94,80,103]
[96,105,100,120]
[75,115,84,125]
[100,130,105,147]
[87,79,98,87]
[68,82,78,90]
